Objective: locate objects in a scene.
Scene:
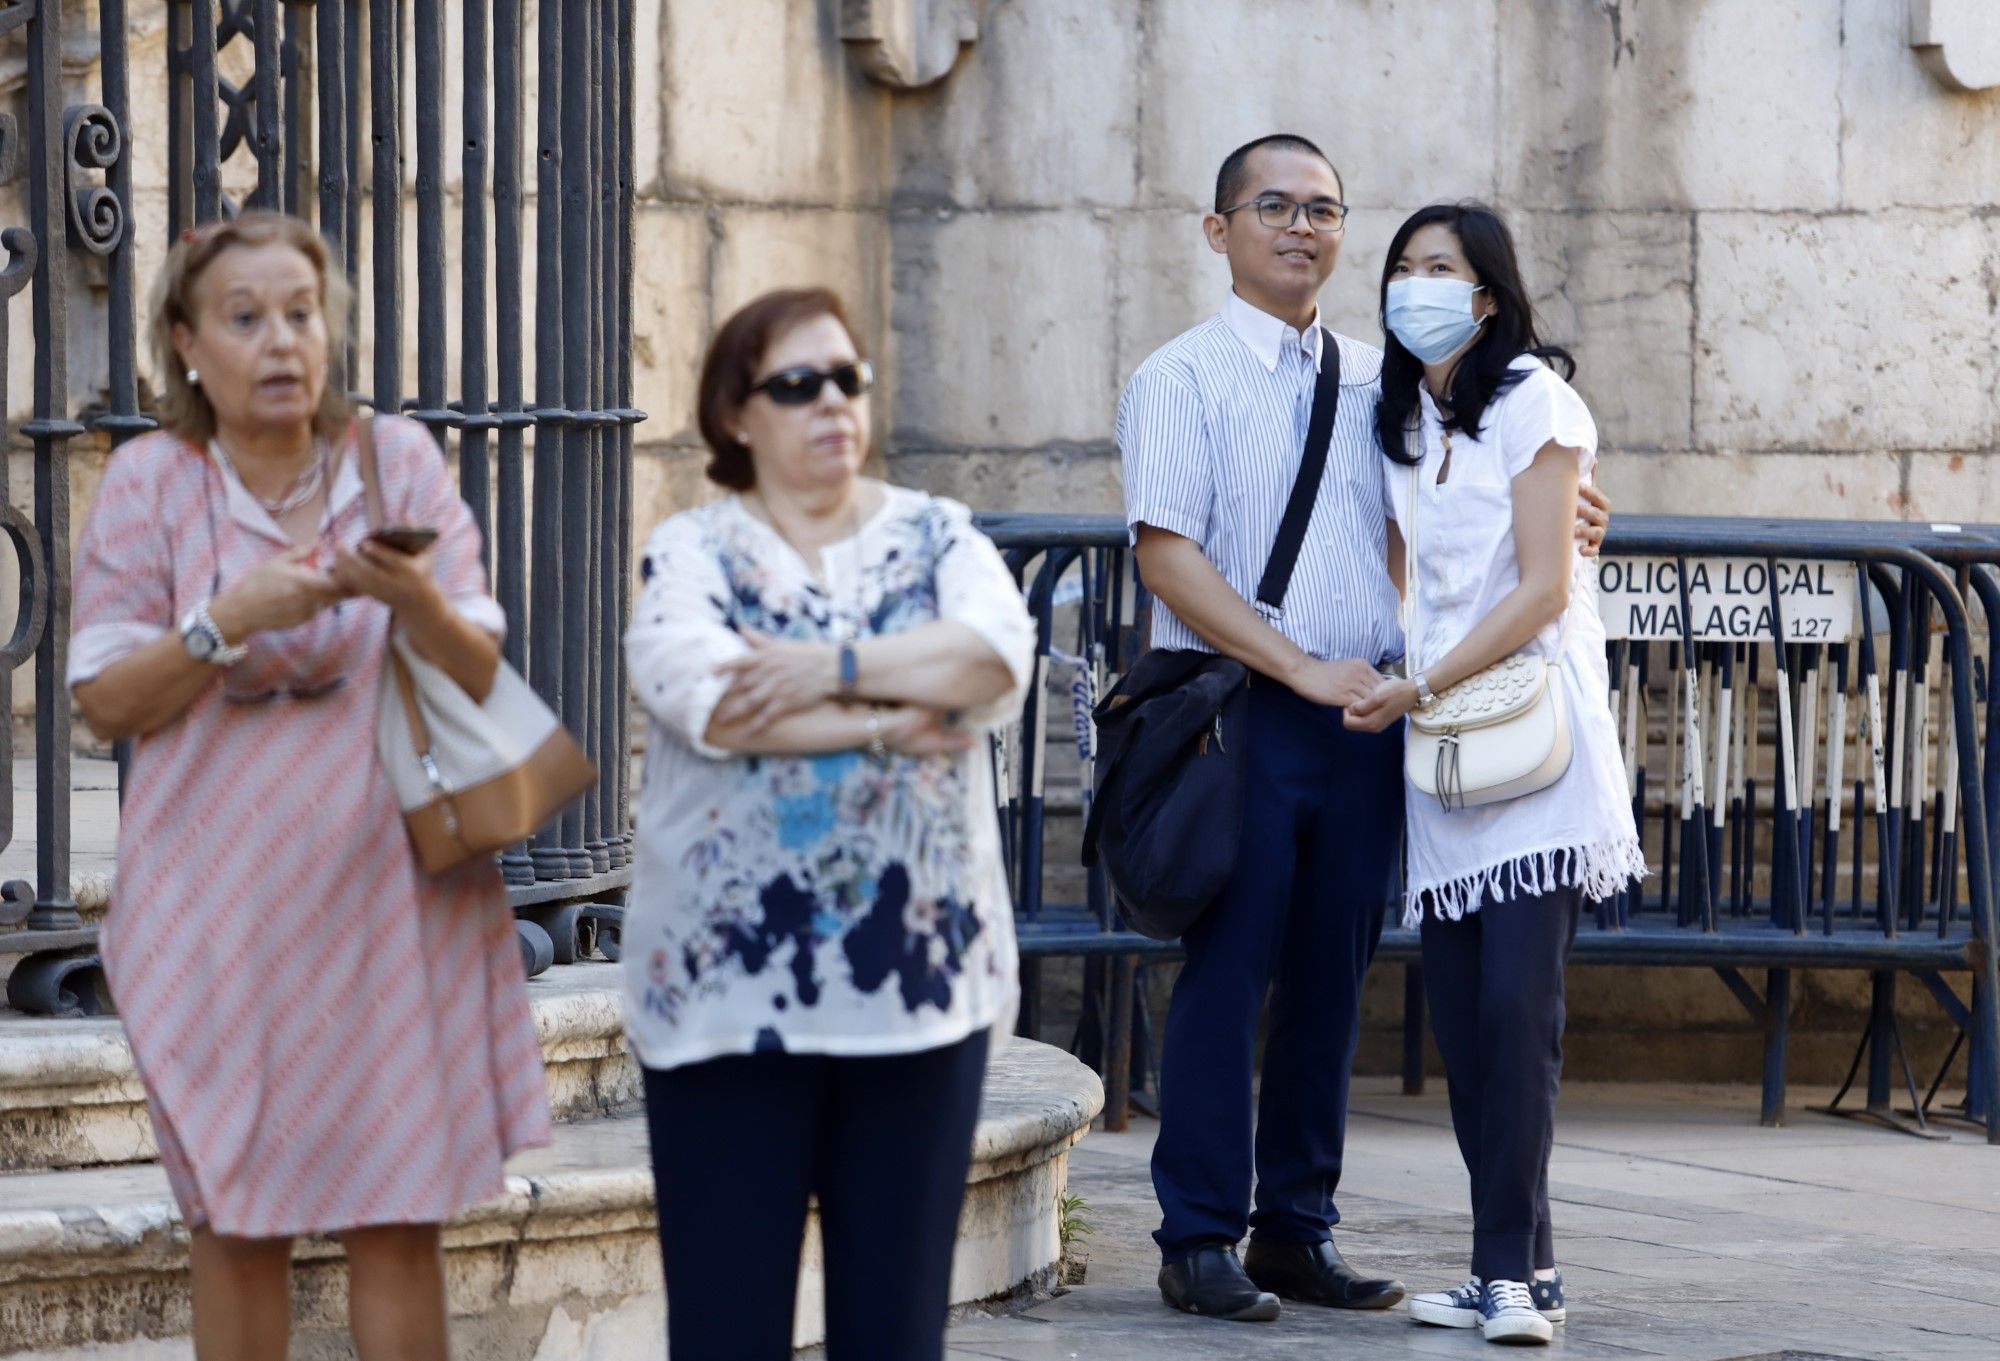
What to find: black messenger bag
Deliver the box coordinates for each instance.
[1082,332,1341,939]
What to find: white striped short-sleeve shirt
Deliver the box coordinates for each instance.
[1117,290,1404,667]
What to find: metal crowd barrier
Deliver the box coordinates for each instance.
[977,511,2000,1146]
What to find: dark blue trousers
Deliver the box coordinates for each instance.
[1420,883,1582,1283]
[642,1032,989,1361]
[1152,678,1405,1259]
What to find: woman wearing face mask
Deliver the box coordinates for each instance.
[1344,203,1644,1347]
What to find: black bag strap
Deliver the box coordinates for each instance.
[1253,327,1340,617]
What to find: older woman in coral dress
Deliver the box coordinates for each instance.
[69,212,550,1361]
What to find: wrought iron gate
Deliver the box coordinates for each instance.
[0,0,640,1012]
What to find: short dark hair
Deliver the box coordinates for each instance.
[696,287,864,490]
[1214,134,1343,213]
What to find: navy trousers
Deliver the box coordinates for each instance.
[1151,678,1405,1259]
[642,1032,989,1361]
[1420,882,1582,1283]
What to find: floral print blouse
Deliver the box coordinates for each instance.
[623,485,1034,1070]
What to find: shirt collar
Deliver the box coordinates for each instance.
[1222,289,1326,373]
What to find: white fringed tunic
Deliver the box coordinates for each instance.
[1383,357,1647,927]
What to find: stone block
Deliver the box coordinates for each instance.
[1109,210,1230,385]
[1515,211,1694,452]
[1904,452,2000,524]
[888,209,1116,448]
[888,448,1121,516]
[1839,0,2000,209]
[1500,0,1842,211]
[1138,0,1499,211]
[627,204,712,448]
[889,0,1142,209]
[658,0,892,205]
[1693,213,1996,452]
[1597,451,1910,520]
[709,207,891,363]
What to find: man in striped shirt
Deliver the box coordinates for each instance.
[1120,134,1608,1324]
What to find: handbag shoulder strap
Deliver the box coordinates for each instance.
[1253,327,1341,616]
[1405,431,1422,671]
[355,415,438,767]
[355,414,386,531]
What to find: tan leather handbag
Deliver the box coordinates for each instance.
[357,419,596,873]
[1402,438,1574,811]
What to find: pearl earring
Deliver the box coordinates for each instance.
[735,431,749,445]
[186,368,199,387]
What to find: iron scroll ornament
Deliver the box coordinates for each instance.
[0,499,49,672]
[63,104,124,255]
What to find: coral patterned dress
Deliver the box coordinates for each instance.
[68,416,551,1238]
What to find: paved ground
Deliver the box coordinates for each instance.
[940,1078,2000,1361]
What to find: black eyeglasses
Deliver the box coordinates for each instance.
[747,360,875,406]
[1219,196,1349,234]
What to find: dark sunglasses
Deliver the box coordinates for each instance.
[747,360,874,406]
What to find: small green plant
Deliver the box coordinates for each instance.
[1058,1191,1093,1249]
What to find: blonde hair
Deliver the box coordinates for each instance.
[146,211,354,445]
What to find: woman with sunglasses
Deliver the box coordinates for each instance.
[623,287,1033,1360]
[1342,203,1644,1346]
[68,213,549,1361]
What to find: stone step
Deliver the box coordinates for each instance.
[0,963,637,1175]
[0,1038,1100,1360]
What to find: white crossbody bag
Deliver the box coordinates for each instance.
[1402,428,1574,811]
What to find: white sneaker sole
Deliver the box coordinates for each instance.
[1540,1306,1567,1324]
[1482,1313,1554,1345]
[1408,1298,1480,1329]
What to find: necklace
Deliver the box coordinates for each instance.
[215,437,327,517]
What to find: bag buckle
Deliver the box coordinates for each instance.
[1255,600,1284,624]
[419,752,453,797]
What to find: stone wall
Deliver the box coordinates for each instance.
[11,0,1999,544]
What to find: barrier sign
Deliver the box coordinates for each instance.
[1595,557,1860,643]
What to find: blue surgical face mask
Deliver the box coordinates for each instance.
[1385,277,1487,363]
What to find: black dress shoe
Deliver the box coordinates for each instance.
[1242,1238,1406,1310]
[1157,1244,1282,1322]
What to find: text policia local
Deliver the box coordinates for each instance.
[1595,558,1858,644]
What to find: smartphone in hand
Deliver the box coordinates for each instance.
[367,526,439,554]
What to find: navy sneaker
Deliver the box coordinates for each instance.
[1530,1271,1565,1323]
[1478,1279,1552,1345]
[1408,1277,1482,1328]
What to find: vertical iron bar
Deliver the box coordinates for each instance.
[411,0,448,449]
[371,0,403,411]
[615,0,639,865]
[26,0,79,930]
[529,0,569,881]
[96,0,153,446]
[589,0,617,875]
[190,0,222,223]
[344,0,362,383]
[315,0,348,383]
[460,0,494,567]
[560,0,594,878]
[281,0,307,215]
[494,0,532,883]
[250,0,282,208]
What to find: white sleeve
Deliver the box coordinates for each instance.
[930,498,1036,732]
[1117,366,1214,546]
[624,513,750,760]
[1500,365,1598,481]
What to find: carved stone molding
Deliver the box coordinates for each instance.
[1911,0,2000,92]
[840,0,983,90]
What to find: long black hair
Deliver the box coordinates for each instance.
[1373,202,1574,466]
